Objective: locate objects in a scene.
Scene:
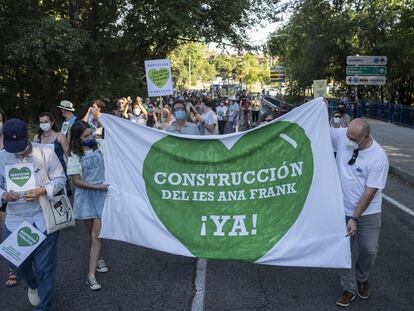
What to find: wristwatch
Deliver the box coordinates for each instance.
[349,216,359,223]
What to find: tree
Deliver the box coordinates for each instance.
[214,55,238,81]
[0,0,283,120]
[169,43,216,89]
[266,0,414,104]
[239,54,261,90]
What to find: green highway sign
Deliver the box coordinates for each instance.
[346,66,387,76]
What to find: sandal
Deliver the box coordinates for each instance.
[4,270,18,288]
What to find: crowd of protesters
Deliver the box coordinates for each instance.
[0,90,357,310]
[0,90,270,310]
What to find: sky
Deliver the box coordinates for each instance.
[209,21,280,54]
[247,22,279,46]
[209,9,291,54]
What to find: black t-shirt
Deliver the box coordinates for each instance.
[147,114,156,127]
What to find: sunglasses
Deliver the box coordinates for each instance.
[348,149,359,166]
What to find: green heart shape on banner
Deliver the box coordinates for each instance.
[143,121,314,262]
[17,227,40,247]
[148,68,170,88]
[9,167,31,187]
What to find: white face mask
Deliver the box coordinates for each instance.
[333,116,341,125]
[40,122,51,132]
[346,139,359,150]
[133,109,141,115]
[347,134,368,150]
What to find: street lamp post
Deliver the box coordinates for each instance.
[188,54,191,90]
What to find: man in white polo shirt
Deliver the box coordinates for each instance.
[330,118,389,307]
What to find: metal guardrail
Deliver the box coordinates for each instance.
[263,96,414,128]
[326,99,414,128]
[360,103,414,127]
[263,95,292,109]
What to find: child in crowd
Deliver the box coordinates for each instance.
[67,121,109,290]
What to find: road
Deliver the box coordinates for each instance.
[1,173,413,311]
[1,104,414,310]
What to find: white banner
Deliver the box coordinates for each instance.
[144,59,174,97]
[99,98,351,268]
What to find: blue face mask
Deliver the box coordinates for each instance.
[81,139,96,147]
[174,110,186,121]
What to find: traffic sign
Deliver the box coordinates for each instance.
[346,66,387,76]
[270,66,285,83]
[347,56,387,66]
[270,66,286,72]
[346,76,386,86]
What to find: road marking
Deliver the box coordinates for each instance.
[191,258,207,311]
[383,193,414,217]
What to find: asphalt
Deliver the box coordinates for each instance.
[0,110,413,311]
[204,176,414,311]
[365,118,414,185]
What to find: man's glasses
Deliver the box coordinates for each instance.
[348,149,359,165]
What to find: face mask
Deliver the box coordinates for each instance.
[347,134,368,150]
[81,139,96,147]
[40,122,51,132]
[346,139,359,150]
[148,108,153,113]
[333,117,341,125]
[174,110,186,121]
[0,122,3,134]
[133,109,141,115]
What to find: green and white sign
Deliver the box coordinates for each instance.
[346,66,387,76]
[99,99,351,268]
[144,59,174,97]
[5,163,36,194]
[0,222,46,267]
[313,80,327,98]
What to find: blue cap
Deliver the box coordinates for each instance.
[3,119,28,153]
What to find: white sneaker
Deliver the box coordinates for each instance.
[86,274,101,290]
[96,259,108,273]
[28,288,41,306]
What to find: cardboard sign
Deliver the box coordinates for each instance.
[144,59,174,97]
[0,222,46,267]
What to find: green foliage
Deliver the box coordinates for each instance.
[169,43,216,89]
[215,55,238,80]
[266,0,414,104]
[0,0,282,121]
[239,54,261,89]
